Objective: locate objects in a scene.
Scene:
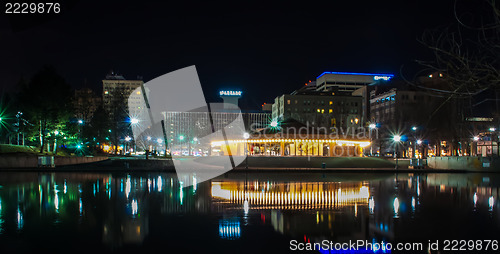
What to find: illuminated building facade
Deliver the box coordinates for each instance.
[211,133,370,157]
[273,93,363,129]
[163,111,271,156]
[273,72,394,130]
[102,73,143,117]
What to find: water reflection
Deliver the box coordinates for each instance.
[0,172,497,253]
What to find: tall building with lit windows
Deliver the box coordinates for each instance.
[102,73,144,117]
[272,72,393,130]
[161,90,271,156]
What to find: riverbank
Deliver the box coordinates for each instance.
[2,153,499,173]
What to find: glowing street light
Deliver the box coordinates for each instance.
[78,119,83,124]
[147,136,152,141]
[193,137,198,142]
[473,136,479,141]
[157,138,163,144]
[54,130,59,135]
[393,135,402,169]
[179,135,184,141]
[125,136,132,142]
[412,126,417,131]
[393,135,401,142]
[131,118,139,125]
[243,132,250,139]
[270,120,278,128]
[417,139,422,145]
[369,123,376,129]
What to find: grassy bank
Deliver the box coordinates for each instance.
[0,144,70,156]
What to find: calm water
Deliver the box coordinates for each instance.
[0,171,499,253]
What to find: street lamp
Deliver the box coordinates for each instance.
[131,118,139,125]
[369,123,377,156]
[243,132,250,169]
[393,135,401,169]
[490,127,496,132]
[411,126,418,158]
[78,119,83,124]
[53,130,59,154]
[270,120,278,128]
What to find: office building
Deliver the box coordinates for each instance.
[102,73,144,117]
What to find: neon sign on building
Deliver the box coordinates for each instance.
[219,90,242,96]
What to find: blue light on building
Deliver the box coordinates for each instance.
[317,71,394,80]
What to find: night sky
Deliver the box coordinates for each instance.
[0,0,472,109]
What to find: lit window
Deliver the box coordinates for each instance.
[317,109,320,113]
[329,109,333,114]
[321,109,325,114]
[329,101,333,105]
[137,91,141,95]
[287,100,290,105]
[355,118,359,124]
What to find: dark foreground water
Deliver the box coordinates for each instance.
[0,171,499,254]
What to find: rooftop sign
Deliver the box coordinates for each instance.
[219,90,242,96]
[317,71,394,80]
[374,75,392,81]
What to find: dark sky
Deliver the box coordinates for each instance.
[0,0,466,109]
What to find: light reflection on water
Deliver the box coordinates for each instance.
[0,172,497,253]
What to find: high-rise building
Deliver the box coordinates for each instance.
[102,73,144,118]
[272,72,394,130]
[158,90,271,156]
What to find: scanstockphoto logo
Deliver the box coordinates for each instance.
[128,66,247,187]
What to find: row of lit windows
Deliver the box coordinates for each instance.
[104,90,142,96]
[374,95,396,103]
[286,99,359,107]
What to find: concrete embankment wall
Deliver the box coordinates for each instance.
[427,156,499,171]
[0,156,108,168]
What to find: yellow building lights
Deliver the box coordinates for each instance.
[210,139,370,147]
